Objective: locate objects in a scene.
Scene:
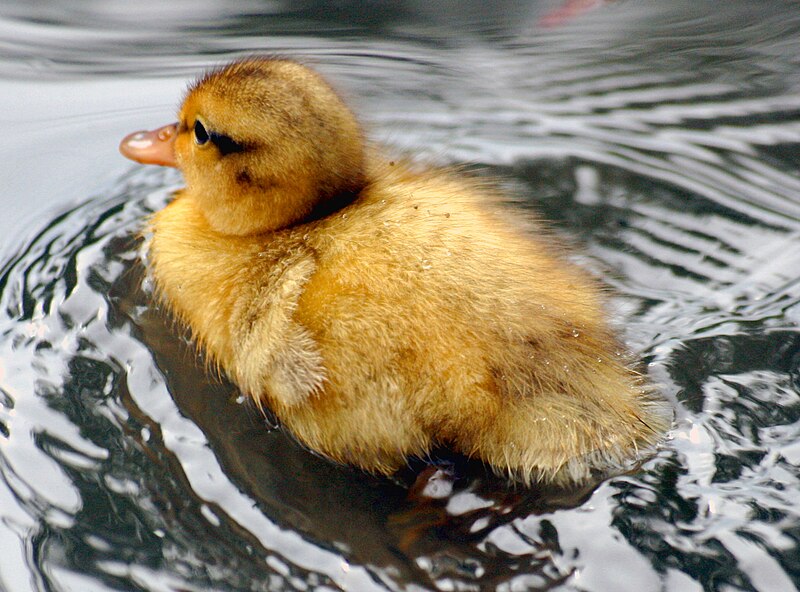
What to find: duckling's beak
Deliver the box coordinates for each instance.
[119,123,178,167]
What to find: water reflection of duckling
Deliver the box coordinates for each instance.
[120,58,669,486]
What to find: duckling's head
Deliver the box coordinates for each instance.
[121,58,365,235]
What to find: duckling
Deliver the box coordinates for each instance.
[120,58,670,486]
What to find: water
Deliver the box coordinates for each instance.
[1,1,799,590]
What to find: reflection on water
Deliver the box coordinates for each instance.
[1,1,800,590]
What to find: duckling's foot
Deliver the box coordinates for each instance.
[407,465,456,502]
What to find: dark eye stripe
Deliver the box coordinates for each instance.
[193,119,246,155]
[209,132,246,156]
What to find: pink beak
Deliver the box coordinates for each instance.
[119,123,178,167]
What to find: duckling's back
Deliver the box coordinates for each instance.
[268,159,671,485]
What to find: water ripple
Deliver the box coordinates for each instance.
[1,1,800,590]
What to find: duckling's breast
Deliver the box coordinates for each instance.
[148,194,324,403]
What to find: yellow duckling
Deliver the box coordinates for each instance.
[120,58,669,486]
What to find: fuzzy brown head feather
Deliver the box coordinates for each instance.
[175,58,365,235]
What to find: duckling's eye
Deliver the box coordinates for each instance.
[193,120,209,146]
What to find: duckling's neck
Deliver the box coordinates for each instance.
[187,179,364,235]
[188,183,302,235]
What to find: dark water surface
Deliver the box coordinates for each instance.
[1,1,799,590]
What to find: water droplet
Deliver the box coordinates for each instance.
[420,259,432,270]
[572,329,580,338]
[262,411,280,430]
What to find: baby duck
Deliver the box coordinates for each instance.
[120,58,669,486]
